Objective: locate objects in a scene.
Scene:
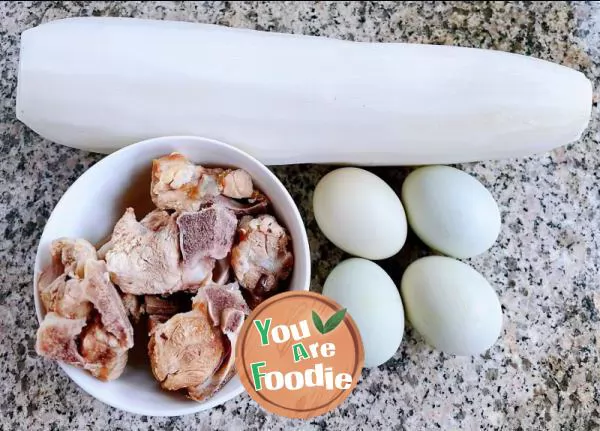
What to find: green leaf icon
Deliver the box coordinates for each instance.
[312,310,325,334]
[323,308,347,333]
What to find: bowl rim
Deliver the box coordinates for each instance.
[33,135,311,416]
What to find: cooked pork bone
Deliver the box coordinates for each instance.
[151,153,209,212]
[219,169,253,199]
[51,238,97,279]
[147,282,250,399]
[36,312,88,367]
[193,282,250,327]
[36,312,130,381]
[38,239,97,318]
[151,153,254,211]
[181,257,216,290]
[38,241,135,343]
[36,254,134,381]
[104,208,214,295]
[148,307,225,391]
[232,215,294,295]
[36,313,131,381]
[39,275,92,319]
[38,238,97,294]
[188,308,245,401]
[177,206,237,261]
[143,209,216,288]
[80,315,129,381]
[105,208,181,294]
[188,283,249,401]
[83,260,135,347]
[38,259,64,299]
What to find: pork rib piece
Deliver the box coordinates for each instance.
[231,215,294,296]
[104,208,214,295]
[151,153,254,211]
[177,206,237,261]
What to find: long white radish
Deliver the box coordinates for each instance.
[17,17,592,165]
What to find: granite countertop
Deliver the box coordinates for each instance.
[1,1,599,430]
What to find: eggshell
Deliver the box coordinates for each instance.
[401,165,501,259]
[323,258,404,367]
[313,168,407,260]
[401,256,502,356]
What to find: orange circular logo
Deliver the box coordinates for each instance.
[235,291,364,419]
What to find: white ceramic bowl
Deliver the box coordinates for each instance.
[33,136,311,416]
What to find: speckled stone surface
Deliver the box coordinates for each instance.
[1,1,599,430]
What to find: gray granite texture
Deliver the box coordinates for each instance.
[1,1,600,430]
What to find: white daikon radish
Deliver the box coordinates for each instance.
[17,17,592,165]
